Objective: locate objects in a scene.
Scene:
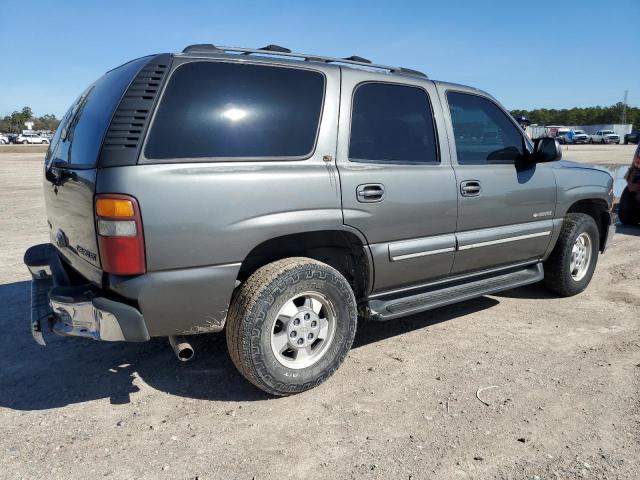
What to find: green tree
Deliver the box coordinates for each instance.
[511,104,640,131]
[34,114,60,131]
[0,107,59,133]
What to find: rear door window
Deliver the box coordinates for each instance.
[349,82,438,164]
[144,62,325,160]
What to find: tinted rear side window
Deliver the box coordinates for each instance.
[145,62,325,160]
[349,83,438,164]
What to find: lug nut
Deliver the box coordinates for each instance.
[293,318,300,326]
[310,321,317,328]
[307,333,314,340]
[297,338,304,345]
[290,331,297,338]
[304,313,310,320]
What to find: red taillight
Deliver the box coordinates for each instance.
[95,194,146,275]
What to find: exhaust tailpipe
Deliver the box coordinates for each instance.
[168,335,194,362]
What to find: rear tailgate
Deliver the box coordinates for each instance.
[43,56,153,284]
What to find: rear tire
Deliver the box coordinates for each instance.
[544,213,599,297]
[226,257,357,396]
[618,187,640,225]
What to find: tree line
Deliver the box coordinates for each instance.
[510,102,639,130]
[0,106,60,133]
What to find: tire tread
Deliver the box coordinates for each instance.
[544,213,598,296]
[226,257,356,396]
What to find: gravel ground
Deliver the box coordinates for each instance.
[1,150,638,480]
[560,144,637,167]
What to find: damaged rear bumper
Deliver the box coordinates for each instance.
[25,243,149,345]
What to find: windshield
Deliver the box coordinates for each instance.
[46,56,151,168]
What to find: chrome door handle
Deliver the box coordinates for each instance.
[356,183,385,203]
[460,180,481,197]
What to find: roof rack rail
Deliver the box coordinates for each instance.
[180,44,428,78]
[343,55,371,64]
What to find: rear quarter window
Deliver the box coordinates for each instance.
[143,61,325,161]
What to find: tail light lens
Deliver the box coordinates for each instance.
[95,194,145,275]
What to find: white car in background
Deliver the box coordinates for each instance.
[590,130,620,144]
[16,133,49,144]
[0,134,9,144]
[572,129,590,144]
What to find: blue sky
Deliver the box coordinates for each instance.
[1,0,638,118]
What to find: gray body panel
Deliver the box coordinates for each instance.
[435,82,558,274]
[107,263,240,336]
[99,59,344,272]
[551,160,614,216]
[36,50,614,338]
[95,59,349,334]
[336,68,458,292]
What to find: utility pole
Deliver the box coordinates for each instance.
[622,90,628,125]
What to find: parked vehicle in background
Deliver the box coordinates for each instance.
[624,131,640,144]
[0,134,8,144]
[555,128,571,144]
[619,144,640,225]
[590,130,620,144]
[16,133,49,144]
[6,133,19,144]
[572,130,590,144]
[23,44,615,396]
[555,129,588,145]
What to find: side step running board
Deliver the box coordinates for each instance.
[368,263,544,321]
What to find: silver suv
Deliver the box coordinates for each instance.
[24,44,614,395]
[17,133,49,144]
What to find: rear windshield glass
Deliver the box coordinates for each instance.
[46,56,150,167]
[144,61,325,160]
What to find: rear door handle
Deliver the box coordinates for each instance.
[460,180,481,197]
[356,183,385,203]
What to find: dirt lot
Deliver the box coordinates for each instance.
[1,148,638,480]
[560,143,637,167]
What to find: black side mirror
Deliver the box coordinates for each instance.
[532,137,562,163]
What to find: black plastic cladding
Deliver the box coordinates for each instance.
[98,54,172,168]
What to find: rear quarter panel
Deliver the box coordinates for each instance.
[96,61,345,272]
[97,61,347,336]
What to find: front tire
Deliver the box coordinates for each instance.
[226,257,357,396]
[619,187,640,225]
[544,213,599,297]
